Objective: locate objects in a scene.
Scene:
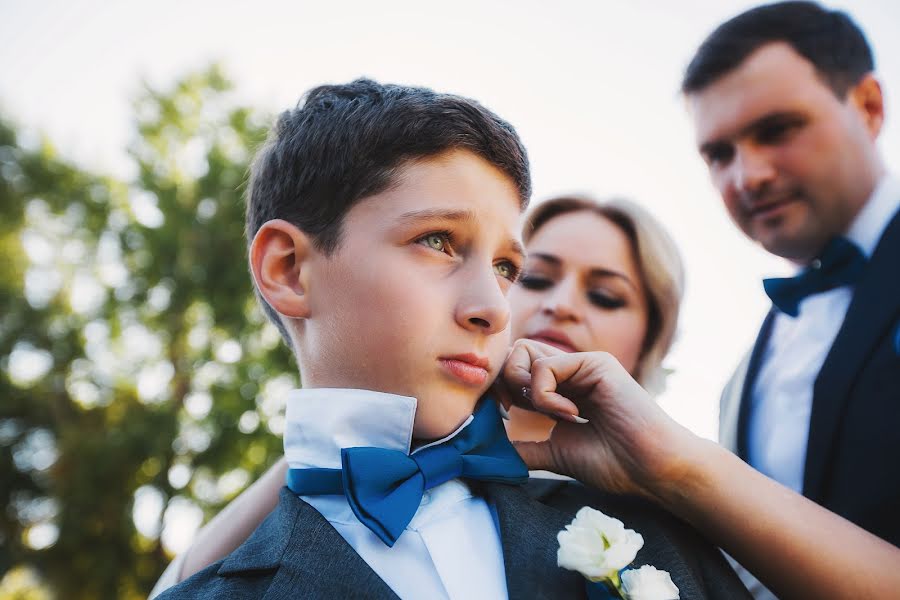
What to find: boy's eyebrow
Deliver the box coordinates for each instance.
[397,208,478,226]
[398,208,525,259]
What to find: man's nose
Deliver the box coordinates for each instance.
[731,144,776,197]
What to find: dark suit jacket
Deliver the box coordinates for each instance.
[158,481,749,599]
[720,208,900,547]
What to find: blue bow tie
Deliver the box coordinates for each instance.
[763,237,866,317]
[286,397,529,546]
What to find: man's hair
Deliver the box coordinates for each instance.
[247,78,531,343]
[682,1,874,97]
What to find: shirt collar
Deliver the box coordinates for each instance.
[284,387,474,470]
[845,173,900,258]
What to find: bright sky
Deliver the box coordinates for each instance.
[2,0,899,443]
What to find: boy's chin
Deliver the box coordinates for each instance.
[412,396,481,442]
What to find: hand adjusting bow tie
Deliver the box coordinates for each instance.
[286,397,528,546]
[763,237,866,317]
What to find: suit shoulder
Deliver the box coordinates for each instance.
[153,559,276,599]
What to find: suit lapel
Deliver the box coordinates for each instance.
[735,309,777,461]
[482,481,584,600]
[804,209,900,500]
[719,351,750,453]
[220,488,398,600]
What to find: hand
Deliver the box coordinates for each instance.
[494,339,692,500]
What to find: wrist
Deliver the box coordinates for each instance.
[636,420,711,507]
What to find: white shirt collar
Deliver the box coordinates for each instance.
[845,173,900,258]
[284,387,474,470]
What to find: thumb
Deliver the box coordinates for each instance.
[512,440,557,473]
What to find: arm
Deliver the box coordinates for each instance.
[663,437,900,600]
[152,456,288,592]
[500,339,900,600]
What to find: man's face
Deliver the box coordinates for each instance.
[301,150,524,440]
[689,42,883,261]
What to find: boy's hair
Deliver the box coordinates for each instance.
[246,78,531,344]
[682,1,874,98]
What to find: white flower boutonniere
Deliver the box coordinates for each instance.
[622,565,680,600]
[557,507,680,600]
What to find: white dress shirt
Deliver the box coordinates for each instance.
[735,175,900,599]
[748,174,900,493]
[284,388,509,600]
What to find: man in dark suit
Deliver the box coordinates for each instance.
[682,2,900,597]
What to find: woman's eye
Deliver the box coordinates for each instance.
[494,261,520,282]
[518,274,553,290]
[418,232,451,253]
[588,291,626,309]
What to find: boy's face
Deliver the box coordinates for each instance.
[300,150,525,440]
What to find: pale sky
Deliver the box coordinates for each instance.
[2,0,899,441]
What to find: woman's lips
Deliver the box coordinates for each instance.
[528,330,578,353]
[439,355,490,386]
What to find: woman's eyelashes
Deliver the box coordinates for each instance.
[518,274,553,290]
[519,273,626,310]
[588,291,626,309]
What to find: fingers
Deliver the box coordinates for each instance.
[500,341,582,421]
[512,440,557,472]
[499,340,564,409]
[529,355,585,419]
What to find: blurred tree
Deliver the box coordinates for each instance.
[0,66,294,599]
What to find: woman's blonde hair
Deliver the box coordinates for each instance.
[523,195,685,395]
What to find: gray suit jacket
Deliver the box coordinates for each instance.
[158,481,749,599]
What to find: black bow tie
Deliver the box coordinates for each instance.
[763,237,866,317]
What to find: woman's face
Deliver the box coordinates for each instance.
[509,210,649,375]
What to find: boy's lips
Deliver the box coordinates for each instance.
[439,353,490,386]
[527,329,578,353]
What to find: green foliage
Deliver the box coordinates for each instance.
[0,65,294,599]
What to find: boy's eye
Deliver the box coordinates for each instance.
[418,232,451,253]
[494,261,520,282]
[518,274,553,290]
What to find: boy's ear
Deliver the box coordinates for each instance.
[249,219,314,319]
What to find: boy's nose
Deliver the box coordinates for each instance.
[455,267,510,335]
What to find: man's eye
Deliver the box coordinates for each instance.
[706,145,734,166]
[494,261,520,282]
[418,232,451,253]
[757,122,795,144]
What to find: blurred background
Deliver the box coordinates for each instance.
[1,0,898,597]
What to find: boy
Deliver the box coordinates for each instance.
[159,79,747,599]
